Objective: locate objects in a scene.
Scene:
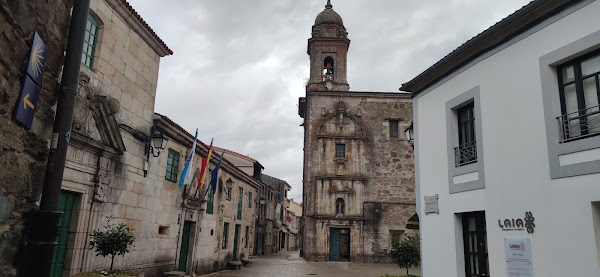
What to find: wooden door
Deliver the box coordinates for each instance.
[178,221,192,272]
[233,225,240,261]
[329,228,340,261]
[50,191,76,277]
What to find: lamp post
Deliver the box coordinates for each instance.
[405,121,414,149]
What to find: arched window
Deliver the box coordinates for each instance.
[336,198,345,215]
[323,56,335,81]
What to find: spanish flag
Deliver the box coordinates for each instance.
[198,139,213,189]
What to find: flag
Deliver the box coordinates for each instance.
[178,129,198,186]
[198,139,213,189]
[210,151,224,194]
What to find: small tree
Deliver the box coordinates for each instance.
[389,234,421,276]
[89,217,136,273]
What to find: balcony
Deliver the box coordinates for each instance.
[454,141,477,167]
[557,105,600,142]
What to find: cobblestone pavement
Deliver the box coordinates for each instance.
[204,251,421,277]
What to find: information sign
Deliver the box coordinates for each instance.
[15,77,41,129]
[26,32,47,87]
[504,237,533,277]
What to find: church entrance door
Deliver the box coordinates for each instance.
[329,228,350,261]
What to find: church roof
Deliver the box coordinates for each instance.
[314,0,344,26]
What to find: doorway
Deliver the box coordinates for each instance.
[178,221,193,272]
[233,224,240,261]
[462,211,489,277]
[329,228,350,261]
[50,190,77,277]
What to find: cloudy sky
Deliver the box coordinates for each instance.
[127,0,531,201]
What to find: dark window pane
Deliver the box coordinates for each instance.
[335,144,346,158]
[389,120,398,138]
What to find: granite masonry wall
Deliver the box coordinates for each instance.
[0,1,73,276]
[302,92,416,262]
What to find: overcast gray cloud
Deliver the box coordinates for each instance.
[127,0,531,201]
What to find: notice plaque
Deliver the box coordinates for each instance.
[424,194,439,214]
[504,237,533,277]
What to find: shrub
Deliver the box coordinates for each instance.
[89,217,136,273]
[388,234,421,276]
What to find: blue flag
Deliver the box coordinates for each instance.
[210,151,224,194]
[179,130,198,186]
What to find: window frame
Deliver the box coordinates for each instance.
[248,192,252,208]
[222,222,229,249]
[556,49,600,141]
[540,29,600,179]
[445,86,485,194]
[165,149,180,183]
[82,14,99,69]
[389,120,399,138]
[335,143,346,158]
[206,187,214,214]
[237,187,243,220]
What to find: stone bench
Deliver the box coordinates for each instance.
[241,258,253,267]
[227,261,242,270]
[163,271,186,277]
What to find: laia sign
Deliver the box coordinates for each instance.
[498,211,535,234]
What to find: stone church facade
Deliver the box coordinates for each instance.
[299,1,416,263]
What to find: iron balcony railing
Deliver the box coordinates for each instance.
[558,105,600,142]
[454,141,477,167]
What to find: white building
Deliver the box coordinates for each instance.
[402,0,600,276]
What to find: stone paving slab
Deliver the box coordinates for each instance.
[203,251,420,277]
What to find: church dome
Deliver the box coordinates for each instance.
[314,1,344,26]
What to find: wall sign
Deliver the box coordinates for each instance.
[424,194,439,214]
[504,237,533,276]
[15,32,47,129]
[498,211,535,234]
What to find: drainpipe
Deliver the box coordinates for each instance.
[19,1,91,276]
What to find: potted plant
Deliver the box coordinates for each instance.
[73,217,139,276]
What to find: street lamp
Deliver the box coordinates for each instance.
[405,121,414,148]
[226,178,234,191]
[143,126,169,176]
[147,126,168,158]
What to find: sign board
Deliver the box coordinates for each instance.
[499,211,536,233]
[504,237,533,277]
[16,32,47,129]
[26,32,47,86]
[15,77,41,129]
[424,194,439,214]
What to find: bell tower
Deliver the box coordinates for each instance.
[307,0,350,92]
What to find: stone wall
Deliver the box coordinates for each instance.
[302,91,416,262]
[55,0,171,276]
[0,1,73,276]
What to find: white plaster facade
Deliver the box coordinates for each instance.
[409,1,600,276]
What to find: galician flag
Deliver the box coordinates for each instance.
[178,129,198,186]
[198,139,213,189]
[210,151,225,194]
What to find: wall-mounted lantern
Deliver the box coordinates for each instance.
[225,178,234,191]
[404,121,414,149]
[143,126,169,177]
